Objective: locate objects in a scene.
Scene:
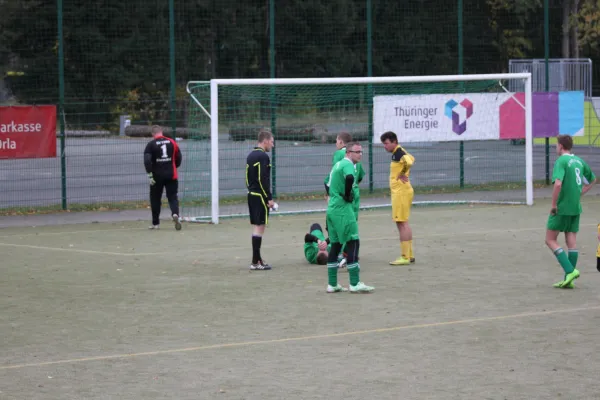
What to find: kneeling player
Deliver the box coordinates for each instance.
[304,223,347,267]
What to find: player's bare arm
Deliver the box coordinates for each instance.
[397,173,409,183]
[581,177,597,196]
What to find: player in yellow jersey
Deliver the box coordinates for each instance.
[381,131,415,265]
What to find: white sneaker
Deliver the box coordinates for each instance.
[327,284,348,293]
[172,214,182,231]
[349,282,374,293]
[149,225,160,230]
[249,261,272,270]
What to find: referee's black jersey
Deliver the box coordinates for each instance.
[246,147,272,201]
[143,135,182,180]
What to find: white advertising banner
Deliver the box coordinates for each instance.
[372,93,514,143]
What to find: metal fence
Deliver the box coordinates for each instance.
[508,59,593,97]
[1,0,599,212]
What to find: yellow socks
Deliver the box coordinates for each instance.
[401,241,411,260]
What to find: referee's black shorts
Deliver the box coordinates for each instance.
[248,192,269,225]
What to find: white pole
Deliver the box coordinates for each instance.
[524,74,534,206]
[187,72,537,210]
[198,72,532,86]
[210,80,220,224]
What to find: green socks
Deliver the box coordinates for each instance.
[568,249,578,268]
[328,264,338,286]
[554,248,574,274]
[347,263,360,286]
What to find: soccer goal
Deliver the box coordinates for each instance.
[183,73,533,224]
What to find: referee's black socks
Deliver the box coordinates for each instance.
[252,235,262,264]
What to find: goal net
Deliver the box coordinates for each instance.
[182,74,533,224]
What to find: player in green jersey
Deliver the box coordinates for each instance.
[324,132,365,219]
[545,135,596,288]
[304,222,347,267]
[325,142,374,294]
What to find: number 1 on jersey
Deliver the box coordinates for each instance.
[160,144,168,158]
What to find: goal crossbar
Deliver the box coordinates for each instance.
[188,72,532,87]
[186,73,533,224]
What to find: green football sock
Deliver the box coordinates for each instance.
[554,248,574,274]
[568,249,578,268]
[328,264,338,287]
[347,262,360,286]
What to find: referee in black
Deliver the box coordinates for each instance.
[246,129,275,270]
[144,125,183,230]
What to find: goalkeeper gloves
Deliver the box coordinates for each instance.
[148,172,156,186]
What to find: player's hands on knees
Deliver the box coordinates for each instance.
[147,173,156,186]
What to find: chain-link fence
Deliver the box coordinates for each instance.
[1,0,598,212]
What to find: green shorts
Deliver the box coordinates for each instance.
[546,214,580,233]
[327,211,359,244]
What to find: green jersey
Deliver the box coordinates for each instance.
[303,229,331,264]
[325,148,364,213]
[324,147,365,191]
[327,157,356,213]
[552,153,595,215]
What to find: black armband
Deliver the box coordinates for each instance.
[344,174,354,198]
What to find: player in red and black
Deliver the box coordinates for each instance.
[144,125,183,230]
[246,129,275,270]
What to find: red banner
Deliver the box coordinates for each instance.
[0,105,57,159]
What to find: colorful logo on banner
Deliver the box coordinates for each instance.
[444,98,474,135]
[499,91,584,139]
[372,91,584,143]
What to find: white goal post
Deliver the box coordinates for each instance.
[186,73,533,225]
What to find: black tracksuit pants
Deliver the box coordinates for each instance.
[150,178,179,225]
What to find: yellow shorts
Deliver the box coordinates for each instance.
[391,189,414,222]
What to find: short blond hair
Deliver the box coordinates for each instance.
[345,141,361,152]
[151,125,163,135]
[337,132,352,144]
[258,129,273,143]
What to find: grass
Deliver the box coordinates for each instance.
[0,180,549,216]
